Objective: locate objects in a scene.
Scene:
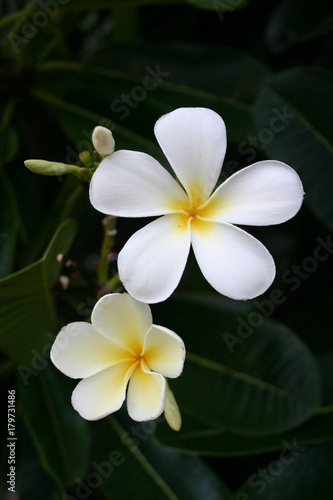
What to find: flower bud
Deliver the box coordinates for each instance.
[164,383,182,431]
[24,159,92,182]
[92,126,115,156]
[25,159,71,176]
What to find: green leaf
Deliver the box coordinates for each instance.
[255,67,333,230]
[29,88,169,171]
[36,44,269,145]
[0,219,77,366]
[317,352,333,407]
[266,0,333,52]
[153,294,321,435]
[79,412,231,500]
[231,443,333,499]
[19,364,91,488]
[0,171,19,278]
[155,352,333,457]
[155,409,333,457]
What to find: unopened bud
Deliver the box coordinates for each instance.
[164,383,182,431]
[92,126,115,156]
[25,159,72,176]
[24,159,92,182]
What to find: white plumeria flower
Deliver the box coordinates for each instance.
[90,107,304,304]
[50,293,185,427]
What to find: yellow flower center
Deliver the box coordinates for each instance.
[187,206,199,220]
[172,190,215,234]
[133,352,149,369]
[183,190,223,224]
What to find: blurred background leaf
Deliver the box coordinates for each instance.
[185,0,248,11]
[18,364,91,489]
[255,67,333,231]
[0,172,19,278]
[231,442,333,499]
[265,0,333,53]
[17,422,63,500]
[0,220,77,366]
[85,412,231,500]
[155,348,333,456]
[153,294,321,435]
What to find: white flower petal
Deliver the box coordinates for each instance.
[71,361,135,421]
[50,322,130,379]
[154,107,226,203]
[202,161,304,226]
[127,364,166,421]
[89,150,188,217]
[118,214,191,304]
[191,220,275,300]
[143,325,185,378]
[91,294,152,354]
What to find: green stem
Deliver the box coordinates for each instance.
[0,10,27,30]
[2,0,41,60]
[108,272,122,291]
[0,98,17,169]
[35,61,252,112]
[30,88,106,124]
[0,98,17,129]
[314,404,333,415]
[36,60,135,81]
[38,33,66,63]
[0,0,38,33]
[97,216,117,285]
[30,88,163,155]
